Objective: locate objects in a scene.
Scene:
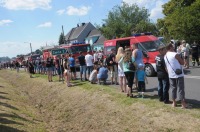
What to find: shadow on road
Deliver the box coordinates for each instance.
[186,99,200,109]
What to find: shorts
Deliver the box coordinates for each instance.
[80,65,86,74]
[87,66,93,75]
[138,81,146,92]
[70,67,76,73]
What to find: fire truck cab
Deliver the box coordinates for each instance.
[104,33,164,76]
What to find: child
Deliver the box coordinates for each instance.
[136,63,148,98]
[89,67,98,84]
[97,65,108,85]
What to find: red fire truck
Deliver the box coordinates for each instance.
[104,33,164,76]
[60,43,92,67]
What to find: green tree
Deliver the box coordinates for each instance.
[159,0,200,43]
[35,49,42,55]
[58,32,65,45]
[97,2,157,39]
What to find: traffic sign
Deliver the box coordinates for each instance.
[51,49,66,55]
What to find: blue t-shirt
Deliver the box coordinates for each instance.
[69,57,75,67]
[136,70,145,81]
[97,67,108,79]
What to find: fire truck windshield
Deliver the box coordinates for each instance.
[138,40,164,52]
[69,45,92,54]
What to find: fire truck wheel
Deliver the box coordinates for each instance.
[144,64,155,77]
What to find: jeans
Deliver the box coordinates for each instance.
[80,65,86,75]
[158,77,169,102]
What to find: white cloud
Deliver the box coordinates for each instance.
[66,6,91,16]
[122,0,168,21]
[0,0,52,10]
[150,1,165,21]
[56,9,65,15]
[37,22,52,28]
[0,19,13,26]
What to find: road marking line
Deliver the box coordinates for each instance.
[185,75,200,79]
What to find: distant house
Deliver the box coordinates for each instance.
[65,22,96,44]
[85,29,106,51]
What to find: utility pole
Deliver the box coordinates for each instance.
[30,43,33,55]
[62,25,65,44]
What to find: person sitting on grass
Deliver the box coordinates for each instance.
[97,64,108,85]
[136,63,148,98]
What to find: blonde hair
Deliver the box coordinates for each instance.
[123,48,132,62]
[116,47,124,62]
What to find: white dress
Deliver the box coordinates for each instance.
[118,57,125,77]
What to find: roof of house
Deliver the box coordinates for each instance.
[65,22,90,41]
[87,29,101,37]
[93,35,106,45]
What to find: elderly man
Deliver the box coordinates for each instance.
[164,43,187,108]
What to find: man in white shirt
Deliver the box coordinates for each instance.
[85,51,94,80]
[164,43,187,108]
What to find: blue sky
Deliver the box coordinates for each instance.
[0,0,169,58]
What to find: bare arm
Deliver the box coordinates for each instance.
[175,54,184,65]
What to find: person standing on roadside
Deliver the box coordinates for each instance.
[28,60,34,78]
[85,51,94,81]
[78,52,87,81]
[107,49,118,85]
[46,57,53,82]
[155,45,170,104]
[164,43,187,108]
[132,44,144,88]
[116,47,126,93]
[68,54,76,80]
[191,41,200,66]
[181,40,189,69]
[63,54,72,87]
[15,61,20,73]
[55,56,63,82]
[118,48,135,98]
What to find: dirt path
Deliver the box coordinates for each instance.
[0,70,200,132]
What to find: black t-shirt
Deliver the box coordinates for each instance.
[191,44,199,54]
[106,53,116,66]
[46,59,53,67]
[155,55,168,79]
[78,55,86,66]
